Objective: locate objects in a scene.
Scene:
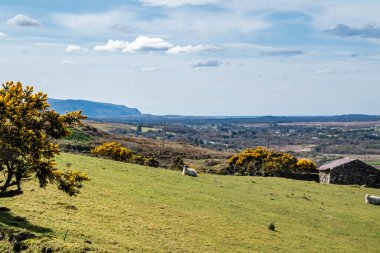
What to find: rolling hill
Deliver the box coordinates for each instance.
[48,98,141,118]
[1,153,379,252]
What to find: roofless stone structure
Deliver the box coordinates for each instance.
[318,158,380,188]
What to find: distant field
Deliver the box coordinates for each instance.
[1,153,379,252]
[368,161,380,168]
[272,144,315,153]
[278,121,380,127]
[87,120,158,133]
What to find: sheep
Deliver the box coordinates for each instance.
[365,194,380,205]
[182,165,197,177]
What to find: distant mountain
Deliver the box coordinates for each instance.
[48,98,141,118]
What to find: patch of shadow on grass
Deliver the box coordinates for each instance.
[0,210,53,234]
[0,190,23,199]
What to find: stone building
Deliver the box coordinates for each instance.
[318,158,380,188]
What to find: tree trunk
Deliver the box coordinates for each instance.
[1,171,13,192]
[16,172,22,192]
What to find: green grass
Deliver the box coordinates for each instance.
[65,127,95,142]
[368,161,380,166]
[1,153,380,252]
[87,121,158,134]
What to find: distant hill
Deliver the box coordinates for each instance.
[48,98,141,118]
[91,114,380,124]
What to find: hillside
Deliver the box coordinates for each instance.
[48,98,141,118]
[57,121,229,164]
[1,153,379,252]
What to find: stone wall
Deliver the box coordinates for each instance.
[328,160,380,188]
[319,172,330,184]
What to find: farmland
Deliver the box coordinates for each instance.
[85,119,380,157]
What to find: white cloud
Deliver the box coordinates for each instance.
[190,59,222,68]
[0,32,7,38]
[95,37,218,55]
[94,40,129,52]
[53,5,270,40]
[167,45,217,54]
[7,14,41,27]
[315,67,373,75]
[124,36,173,53]
[140,0,219,7]
[142,67,157,72]
[94,36,173,53]
[316,68,335,75]
[65,45,82,52]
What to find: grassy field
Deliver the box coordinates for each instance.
[1,153,379,252]
[87,121,159,134]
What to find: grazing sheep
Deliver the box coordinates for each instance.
[365,194,380,205]
[182,165,197,177]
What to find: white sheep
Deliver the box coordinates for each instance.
[365,194,380,205]
[182,165,197,177]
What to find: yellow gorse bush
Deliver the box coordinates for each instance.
[0,81,89,196]
[91,142,160,167]
[91,142,134,161]
[296,158,317,173]
[227,147,315,177]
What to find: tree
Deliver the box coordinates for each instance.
[0,81,89,196]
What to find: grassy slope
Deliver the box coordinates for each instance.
[1,153,379,252]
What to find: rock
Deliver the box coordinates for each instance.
[268,222,276,231]
[9,231,36,242]
[14,216,27,222]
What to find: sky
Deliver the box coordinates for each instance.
[0,0,379,116]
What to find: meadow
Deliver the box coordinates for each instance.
[1,153,379,252]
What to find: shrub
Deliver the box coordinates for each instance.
[91,142,160,168]
[144,158,160,168]
[296,159,317,173]
[169,156,184,171]
[227,147,302,177]
[205,160,220,166]
[132,155,145,165]
[91,142,133,161]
